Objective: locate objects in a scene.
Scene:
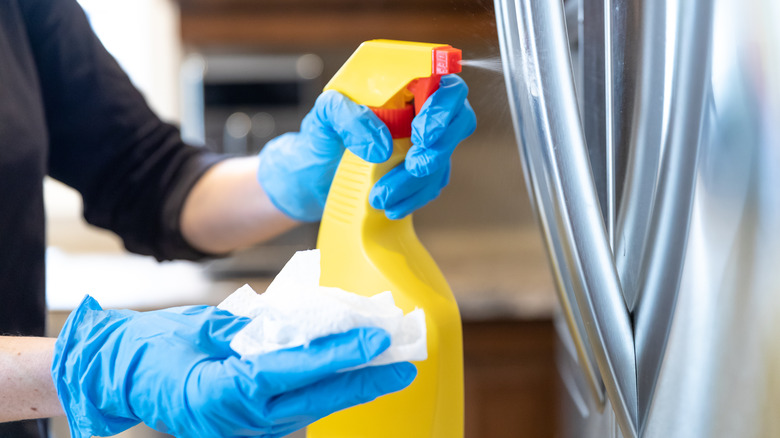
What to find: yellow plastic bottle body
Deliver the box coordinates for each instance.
[307,138,464,438]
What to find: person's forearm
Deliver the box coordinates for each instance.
[180,156,299,254]
[0,336,63,422]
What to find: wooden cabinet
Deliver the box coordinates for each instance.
[464,319,559,438]
[175,0,497,49]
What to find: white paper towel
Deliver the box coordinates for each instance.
[218,249,427,368]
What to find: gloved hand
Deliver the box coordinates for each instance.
[370,74,477,219]
[52,296,416,438]
[258,74,476,221]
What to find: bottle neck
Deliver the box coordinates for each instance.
[371,103,415,138]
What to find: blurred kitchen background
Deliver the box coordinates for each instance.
[46,0,559,436]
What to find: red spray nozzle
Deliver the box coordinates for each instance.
[394,45,462,129]
[433,46,462,75]
[406,46,461,116]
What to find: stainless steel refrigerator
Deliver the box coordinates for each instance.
[495,0,780,436]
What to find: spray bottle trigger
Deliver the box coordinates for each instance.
[407,75,441,115]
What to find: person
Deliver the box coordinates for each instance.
[0,0,476,437]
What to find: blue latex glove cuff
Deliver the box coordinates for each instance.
[52,296,145,437]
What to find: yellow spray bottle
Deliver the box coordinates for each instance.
[308,40,464,438]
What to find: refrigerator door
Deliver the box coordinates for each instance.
[496,0,780,436]
[642,2,780,436]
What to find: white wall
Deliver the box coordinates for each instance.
[77,0,182,122]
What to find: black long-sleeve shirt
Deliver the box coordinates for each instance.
[1,1,222,435]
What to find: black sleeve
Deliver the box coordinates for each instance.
[19,0,225,261]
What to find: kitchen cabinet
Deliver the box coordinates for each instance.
[464,319,558,437]
[174,0,496,50]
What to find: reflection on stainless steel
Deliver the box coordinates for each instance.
[632,0,714,430]
[498,0,780,435]
[580,0,643,252]
[579,0,610,237]
[643,1,780,435]
[494,0,638,436]
[613,0,670,311]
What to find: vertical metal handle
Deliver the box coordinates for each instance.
[495,0,637,436]
[630,1,714,429]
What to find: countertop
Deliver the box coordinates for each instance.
[46,226,558,321]
[420,226,557,320]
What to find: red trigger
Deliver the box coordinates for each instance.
[407,75,441,115]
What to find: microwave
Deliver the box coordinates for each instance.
[180,52,324,275]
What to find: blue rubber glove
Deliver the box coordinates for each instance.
[257,90,393,222]
[258,74,476,222]
[370,74,477,219]
[52,296,416,438]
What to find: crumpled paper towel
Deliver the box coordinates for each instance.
[218,249,427,368]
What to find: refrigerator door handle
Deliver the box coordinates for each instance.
[495,0,637,436]
[631,0,714,429]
